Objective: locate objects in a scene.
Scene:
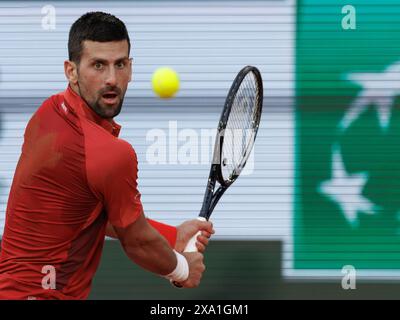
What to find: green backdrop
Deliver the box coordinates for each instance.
[90,240,400,299]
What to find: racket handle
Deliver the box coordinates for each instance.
[172,217,207,288]
[183,217,207,253]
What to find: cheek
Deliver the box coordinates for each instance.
[80,72,102,94]
[119,73,131,90]
[119,69,131,82]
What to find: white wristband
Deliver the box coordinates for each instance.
[164,250,189,283]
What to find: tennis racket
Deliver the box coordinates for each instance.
[184,65,263,253]
[172,65,263,287]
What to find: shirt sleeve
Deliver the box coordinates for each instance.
[87,138,143,229]
[147,218,177,247]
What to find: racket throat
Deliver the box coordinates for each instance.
[199,176,217,219]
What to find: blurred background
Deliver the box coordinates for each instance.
[1,0,400,299]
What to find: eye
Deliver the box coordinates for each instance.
[94,62,103,70]
[116,61,125,69]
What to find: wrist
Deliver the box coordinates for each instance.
[163,250,189,283]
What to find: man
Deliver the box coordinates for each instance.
[0,12,214,300]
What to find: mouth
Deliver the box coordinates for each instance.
[101,92,119,105]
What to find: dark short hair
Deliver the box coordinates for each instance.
[68,11,131,64]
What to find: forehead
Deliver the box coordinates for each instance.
[80,40,129,61]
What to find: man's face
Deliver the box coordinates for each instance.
[75,40,132,119]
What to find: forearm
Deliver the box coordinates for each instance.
[126,230,176,275]
[115,216,177,276]
[107,218,177,247]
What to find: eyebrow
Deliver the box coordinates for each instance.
[89,57,130,64]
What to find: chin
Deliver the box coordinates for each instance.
[101,106,121,119]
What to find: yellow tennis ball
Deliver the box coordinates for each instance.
[152,67,180,98]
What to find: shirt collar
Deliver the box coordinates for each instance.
[63,85,121,137]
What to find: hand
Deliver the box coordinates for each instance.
[178,252,205,288]
[175,219,215,253]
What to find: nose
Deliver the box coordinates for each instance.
[105,67,117,87]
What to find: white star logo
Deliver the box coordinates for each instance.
[319,144,378,227]
[339,60,400,132]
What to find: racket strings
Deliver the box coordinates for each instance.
[222,71,260,181]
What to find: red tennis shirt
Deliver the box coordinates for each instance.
[0,86,177,299]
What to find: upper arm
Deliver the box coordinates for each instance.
[86,137,143,228]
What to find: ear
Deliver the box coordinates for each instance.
[128,58,133,83]
[64,60,79,85]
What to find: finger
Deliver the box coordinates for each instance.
[196,242,206,253]
[196,236,209,253]
[197,220,214,233]
[208,221,215,234]
[205,222,214,234]
[201,227,214,236]
[200,230,211,238]
[197,235,209,246]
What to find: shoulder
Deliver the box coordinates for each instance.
[24,92,68,132]
[35,92,65,117]
[84,123,136,160]
[85,137,139,194]
[105,138,137,166]
[86,134,138,176]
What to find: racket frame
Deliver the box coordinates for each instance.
[199,66,263,220]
